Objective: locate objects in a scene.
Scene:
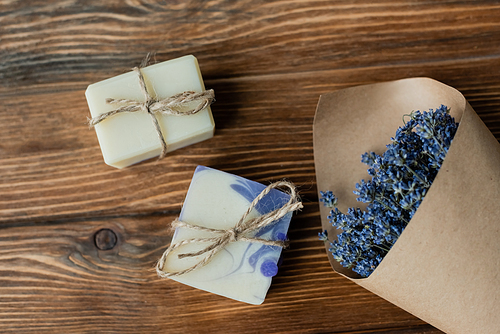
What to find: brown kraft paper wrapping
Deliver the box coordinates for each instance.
[313,77,500,334]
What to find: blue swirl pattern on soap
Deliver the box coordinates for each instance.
[230,179,291,278]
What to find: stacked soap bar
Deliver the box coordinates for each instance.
[161,166,292,305]
[85,55,215,169]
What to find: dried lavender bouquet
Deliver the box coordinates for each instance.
[319,105,458,277]
[313,78,500,334]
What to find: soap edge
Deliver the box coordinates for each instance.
[85,55,197,92]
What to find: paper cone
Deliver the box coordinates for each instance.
[313,77,500,334]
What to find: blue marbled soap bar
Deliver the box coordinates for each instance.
[162,166,292,305]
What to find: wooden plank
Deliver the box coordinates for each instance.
[1,58,500,224]
[1,1,500,91]
[0,213,441,333]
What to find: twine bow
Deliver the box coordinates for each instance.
[156,181,303,278]
[88,67,215,159]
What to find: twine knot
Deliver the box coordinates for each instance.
[227,228,239,242]
[88,66,215,160]
[156,180,303,278]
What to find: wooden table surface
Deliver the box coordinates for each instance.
[1,1,499,333]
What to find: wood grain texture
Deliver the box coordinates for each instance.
[0,214,437,333]
[1,0,499,332]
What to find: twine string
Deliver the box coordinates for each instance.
[156,181,303,278]
[88,67,215,159]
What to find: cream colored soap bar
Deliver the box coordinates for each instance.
[161,166,292,305]
[85,55,214,169]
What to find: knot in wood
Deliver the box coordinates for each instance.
[94,228,118,250]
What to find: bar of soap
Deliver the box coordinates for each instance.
[85,55,215,169]
[161,166,292,305]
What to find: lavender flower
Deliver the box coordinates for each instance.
[319,191,337,208]
[318,230,328,242]
[319,105,458,277]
